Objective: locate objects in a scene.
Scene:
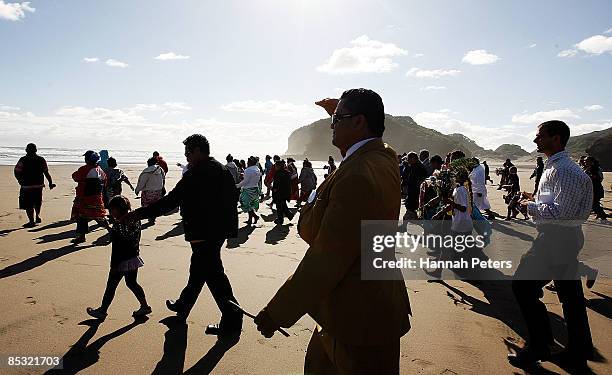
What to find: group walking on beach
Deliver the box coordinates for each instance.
[11,88,609,374]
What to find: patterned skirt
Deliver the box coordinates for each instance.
[141,190,163,207]
[239,187,261,212]
[113,256,144,272]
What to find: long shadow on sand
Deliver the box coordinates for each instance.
[152,316,188,375]
[265,224,291,245]
[0,227,23,237]
[28,219,73,233]
[0,241,102,279]
[156,221,184,241]
[151,316,239,375]
[226,225,255,249]
[45,317,148,374]
[586,291,612,320]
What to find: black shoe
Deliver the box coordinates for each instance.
[508,347,551,368]
[165,299,187,319]
[23,221,36,228]
[35,217,42,223]
[205,324,241,337]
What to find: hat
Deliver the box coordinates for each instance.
[83,150,100,163]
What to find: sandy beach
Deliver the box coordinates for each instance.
[0,163,610,375]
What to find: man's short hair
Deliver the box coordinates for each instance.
[183,134,210,155]
[419,149,430,159]
[107,157,117,168]
[430,155,443,165]
[226,154,233,162]
[407,152,419,160]
[153,151,160,157]
[26,143,37,153]
[147,157,157,167]
[539,120,570,147]
[340,88,385,137]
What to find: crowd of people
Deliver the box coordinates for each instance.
[10,88,609,374]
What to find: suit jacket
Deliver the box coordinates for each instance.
[266,139,411,346]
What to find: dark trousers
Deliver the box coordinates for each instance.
[512,227,593,359]
[101,269,147,311]
[275,199,292,222]
[512,279,593,358]
[176,239,242,328]
[76,217,109,234]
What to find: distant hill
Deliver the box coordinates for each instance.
[494,144,530,159]
[285,115,611,169]
[529,127,612,170]
[285,115,475,160]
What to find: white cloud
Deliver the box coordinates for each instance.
[528,43,537,48]
[575,35,612,55]
[605,27,612,35]
[406,67,461,79]
[105,59,128,68]
[557,49,578,58]
[414,111,537,151]
[83,57,99,63]
[462,49,500,65]
[154,52,190,61]
[584,104,603,111]
[316,35,407,74]
[221,100,317,119]
[420,86,447,91]
[0,1,35,21]
[414,53,424,58]
[0,104,20,111]
[163,102,191,111]
[570,122,612,136]
[0,105,301,157]
[511,109,580,124]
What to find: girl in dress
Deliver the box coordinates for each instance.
[86,195,151,320]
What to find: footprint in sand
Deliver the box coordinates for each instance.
[255,274,276,279]
[257,338,278,349]
[25,297,37,305]
[27,278,39,285]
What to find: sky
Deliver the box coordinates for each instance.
[1,0,611,158]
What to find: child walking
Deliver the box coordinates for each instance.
[87,195,151,320]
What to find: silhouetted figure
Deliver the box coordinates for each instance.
[86,195,151,320]
[127,134,242,337]
[14,143,56,227]
[272,160,293,225]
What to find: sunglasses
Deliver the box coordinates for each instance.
[331,113,360,125]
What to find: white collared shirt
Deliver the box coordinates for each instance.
[527,150,593,225]
[343,137,379,160]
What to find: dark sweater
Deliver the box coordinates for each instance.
[110,220,141,268]
[136,157,239,241]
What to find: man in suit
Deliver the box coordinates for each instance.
[127,134,242,337]
[255,89,411,374]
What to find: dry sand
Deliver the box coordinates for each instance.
[0,163,610,374]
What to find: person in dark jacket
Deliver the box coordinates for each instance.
[14,143,56,227]
[272,159,293,225]
[126,134,242,337]
[529,157,544,196]
[401,152,428,220]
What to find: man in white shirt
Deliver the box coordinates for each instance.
[468,158,493,219]
[509,120,593,371]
